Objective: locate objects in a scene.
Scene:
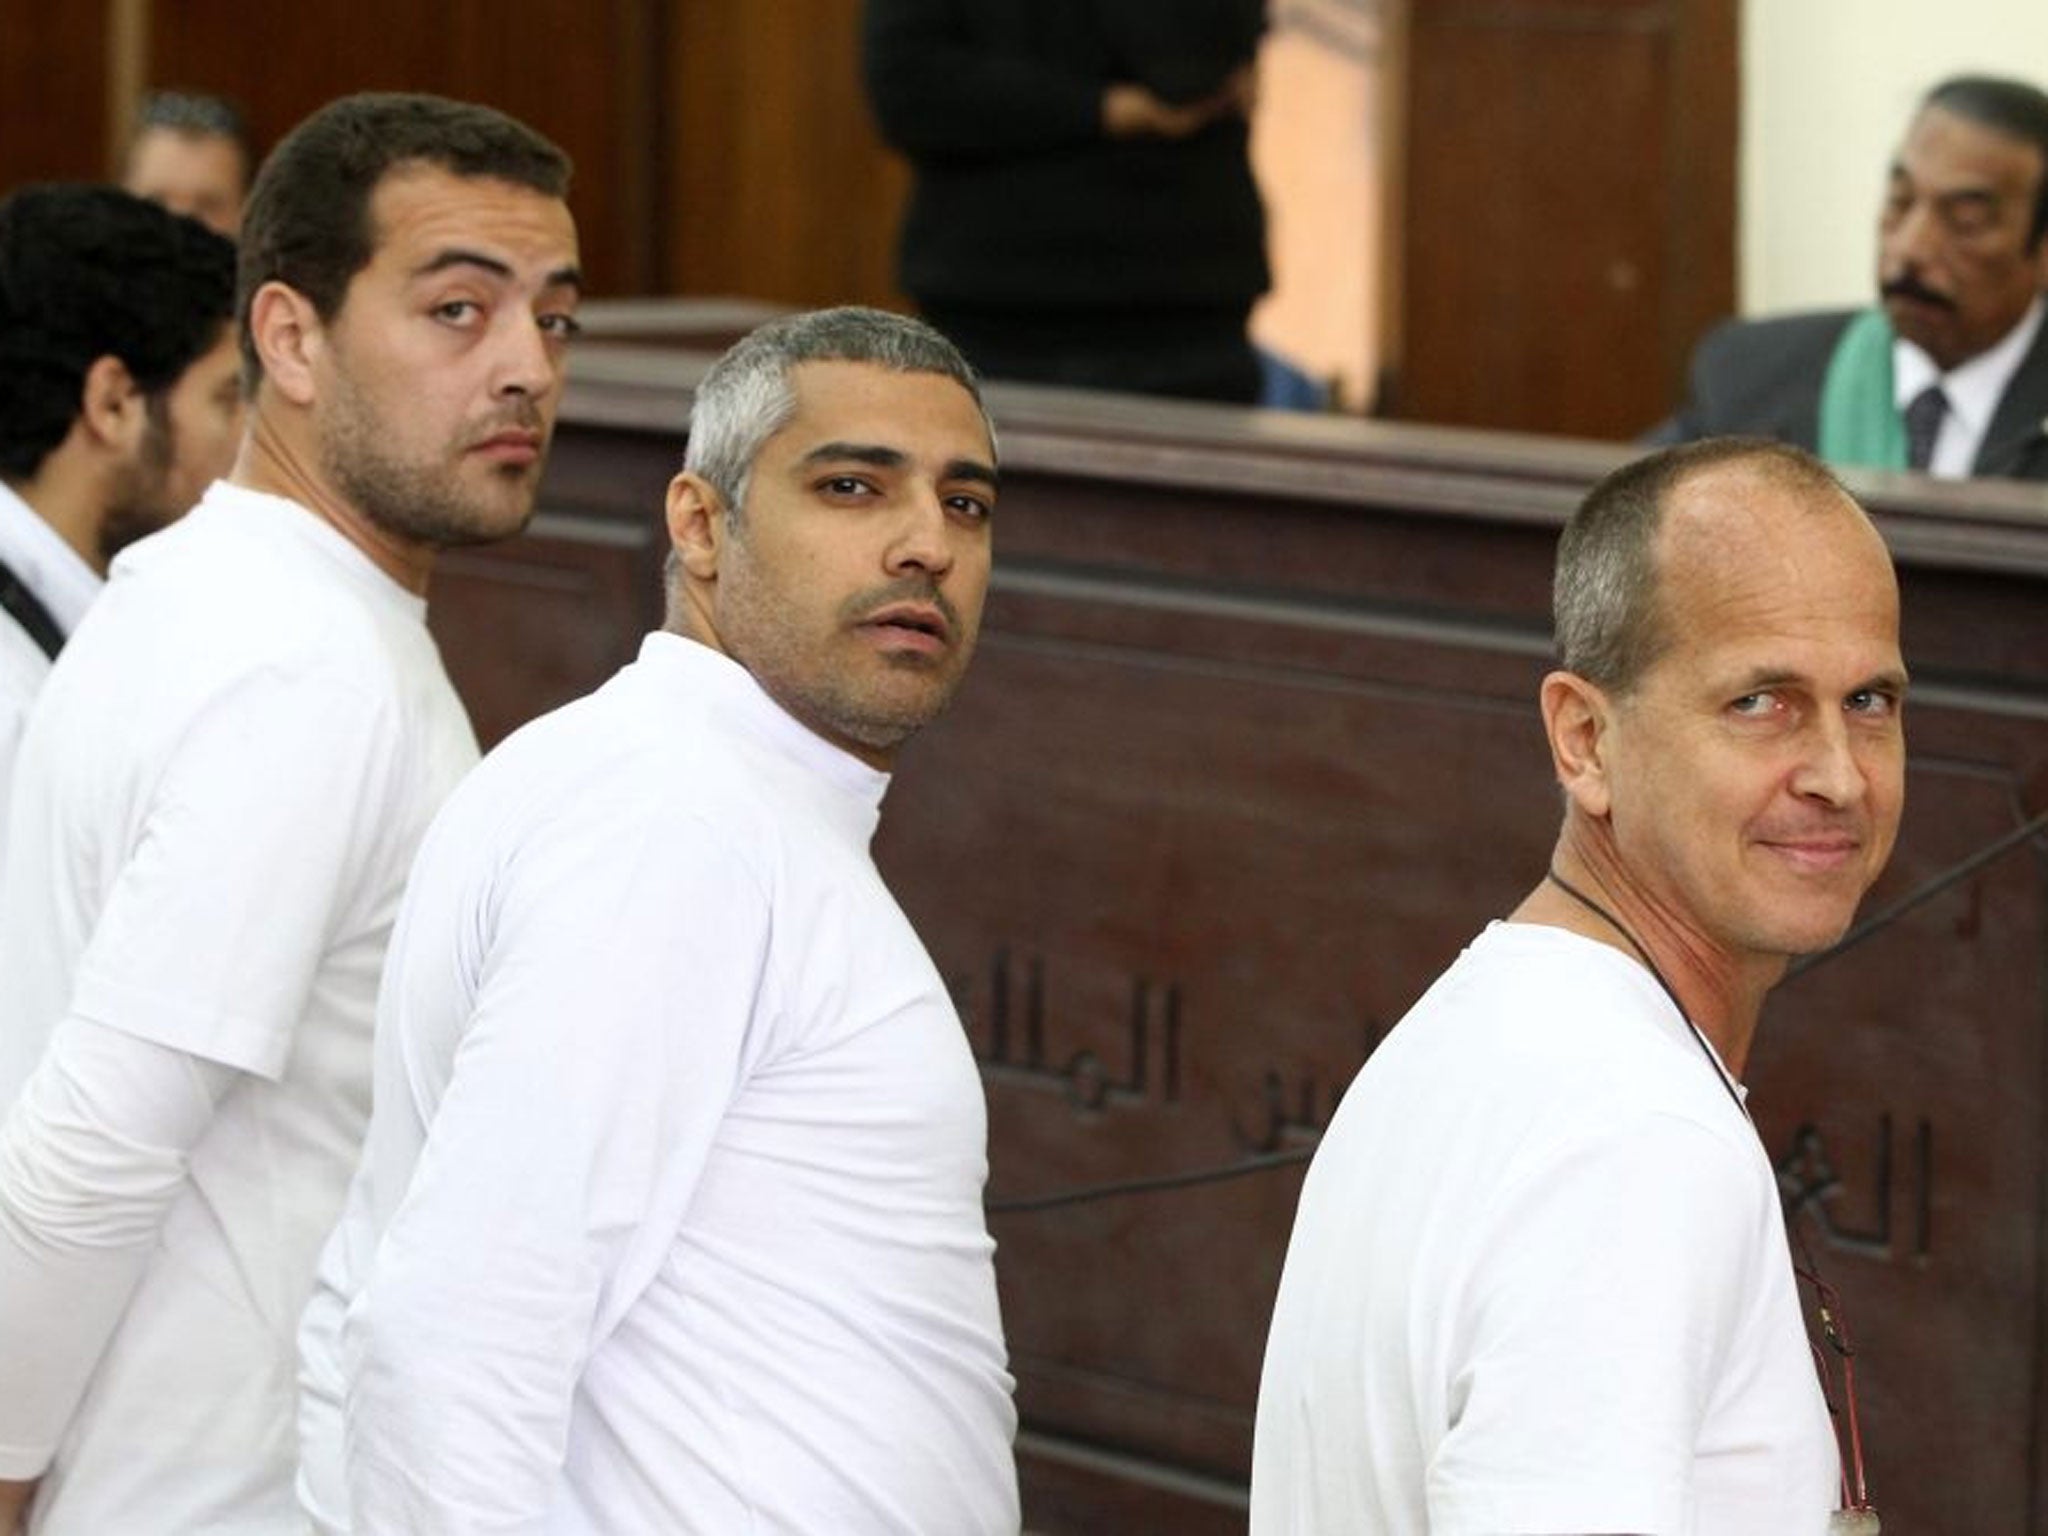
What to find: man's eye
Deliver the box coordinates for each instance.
[1846,689,1900,717]
[1730,692,1777,716]
[946,494,993,522]
[822,477,873,496]
[433,300,480,324]
[539,312,582,339]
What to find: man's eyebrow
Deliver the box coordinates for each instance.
[945,457,1000,490]
[1726,666,1910,694]
[1935,187,2001,214]
[795,442,999,488]
[410,250,585,293]
[799,441,905,470]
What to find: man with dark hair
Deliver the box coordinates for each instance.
[1658,74,2048,480]
[0,184,239,877]
[1255,438,1903,1533]
[298,306,1018,1534]
[121,89,257,237]
[0,93,579,1534]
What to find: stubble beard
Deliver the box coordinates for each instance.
[98,399,185,566]
[725,565,975,756]
[320,370,545,551]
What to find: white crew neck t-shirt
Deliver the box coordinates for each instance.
[1253,921,1838,1536]
[0,482,477,1533]
[298,632,1019,1535]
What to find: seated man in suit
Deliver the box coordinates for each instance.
[1658,75,2048,481]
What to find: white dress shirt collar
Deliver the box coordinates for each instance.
[0,480,101,637]
[1894,295,2046,477]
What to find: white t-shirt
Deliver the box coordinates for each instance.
[0,482,477,1534]
[1251,922,1838,1536]
[298,632,1019,1536]
[0,479,100,882]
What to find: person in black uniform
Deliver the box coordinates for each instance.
[864,0,1269,403]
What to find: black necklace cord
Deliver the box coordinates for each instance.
[1542,867,1751,1123]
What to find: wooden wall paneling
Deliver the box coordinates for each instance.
[144,1,444,154]
[0,0,110,192]
[144,0,657,296]
[438,0,664,297]
[1394,0,1737,440]
[665,0,909,309]
[1657,0,1738,411]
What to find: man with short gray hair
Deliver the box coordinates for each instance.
[299,306,1018,1533]
[1253,438,1902,1534]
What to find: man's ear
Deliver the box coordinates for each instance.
[665,472,729,581]
[246,281,323,407]
[1540,669,1616,820]
[77,355,145,453]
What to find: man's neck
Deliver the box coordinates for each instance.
[1510,826,1778,1077]
[231,403,436,595]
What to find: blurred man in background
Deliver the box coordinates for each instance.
[0,184,239,876]
[121,89,257,237]
[1658,75,2048,480]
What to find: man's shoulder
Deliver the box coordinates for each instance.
[1657,307,1862,445]
[1693,307,1861,378]
[1393,926,1749,1118]
[98,505,435,698]
[453,674,768,856]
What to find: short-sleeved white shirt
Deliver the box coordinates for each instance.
[298,632,1019,1536]
[0,482,477,1534]
[1252,922,1839,1536]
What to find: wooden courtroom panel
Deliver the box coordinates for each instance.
[1395,0,1737,439]
[0,2,108,191]
[441,336,2048,1534]
[665,0,909,307]
[143,0,664,294]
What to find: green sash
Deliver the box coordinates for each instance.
[1817,308,1906,469]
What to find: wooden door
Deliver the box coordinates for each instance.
[1390,0,1737,439]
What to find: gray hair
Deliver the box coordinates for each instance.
[1554,437,1849,694]
[684,306,992,518]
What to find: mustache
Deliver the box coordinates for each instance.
[472,403,547,438]
[1881,274,1956,311]
[843,576,963,633]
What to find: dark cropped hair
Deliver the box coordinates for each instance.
[237,91,571,388]
[128,89,257,183]
[0,185,236,481]
[1554,438,1849,696]
[1923,75,2048,246]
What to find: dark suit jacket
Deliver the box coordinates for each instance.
[1652,307,2048,481]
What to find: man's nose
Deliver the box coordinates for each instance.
[1790,714,1869,809]
[1883,200,1942,276]
[885,486,956,576]
[492,311,560,399]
